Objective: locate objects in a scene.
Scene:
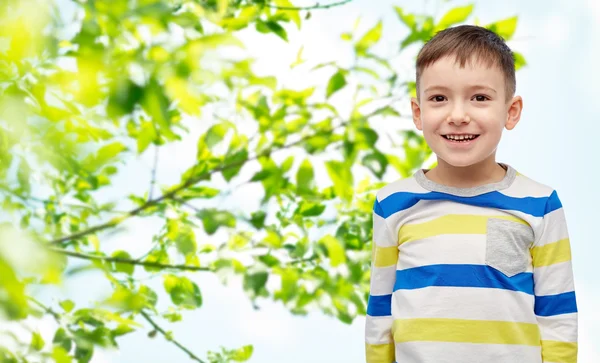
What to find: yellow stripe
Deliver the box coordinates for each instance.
[365,342,395,363]
[398,214,527,245]
[374,245,398,267]
[541,340,577,363]
[531,239,572,267]
[392,318,541,346]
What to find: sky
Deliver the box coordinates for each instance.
[2,0,599,362]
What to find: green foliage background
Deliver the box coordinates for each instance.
[0,0,524,361]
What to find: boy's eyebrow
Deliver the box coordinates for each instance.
[423,85,498,94]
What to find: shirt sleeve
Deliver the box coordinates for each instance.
[531,190,578,363]
[365,198,398,363]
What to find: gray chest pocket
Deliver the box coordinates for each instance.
[485,218,534,277]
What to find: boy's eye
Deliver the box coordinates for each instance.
[430,95,446,102]
[472,95,489,102]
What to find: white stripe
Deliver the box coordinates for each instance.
[377,177,425,200]
[369,265,396,295]
[537,313,578,342]
[533,261,575,296]
[391,286,537,323]
[395,341,542,363]
[394,198,541,226]
[373,212,396,247]
[397,234,534,273]
[398,234,485,270]
[536,208,569,247]
[502,175,553,198]
[365,315,394,344]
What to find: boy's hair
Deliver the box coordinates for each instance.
[415,25,516,101]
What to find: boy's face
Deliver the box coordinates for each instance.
[411,55,523,168]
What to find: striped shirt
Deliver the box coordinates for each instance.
[365,164,578,363]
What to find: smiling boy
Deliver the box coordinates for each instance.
[365,25,578,363]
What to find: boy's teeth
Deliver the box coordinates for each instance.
[445,134,477,140]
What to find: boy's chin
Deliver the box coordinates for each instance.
[436,155,491,169]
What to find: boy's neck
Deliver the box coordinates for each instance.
[424,158,507,189]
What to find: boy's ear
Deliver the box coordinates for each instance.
[411,97,422,130]
[505,96,523,130]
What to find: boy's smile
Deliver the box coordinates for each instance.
[411,55,523,171]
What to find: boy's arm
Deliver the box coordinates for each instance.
[531,190,578,363]
[365,198,397,363]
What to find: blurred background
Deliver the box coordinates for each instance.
[0,0,598,362]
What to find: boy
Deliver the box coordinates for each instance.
[365,25,578,363]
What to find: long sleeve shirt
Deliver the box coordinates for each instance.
[365,163,578,363]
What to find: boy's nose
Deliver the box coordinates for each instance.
[447,106,470,124]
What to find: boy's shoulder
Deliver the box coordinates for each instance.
[374,173,422,203]
[507,169,557,198]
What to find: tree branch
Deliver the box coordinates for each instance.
[262,0,353,11]
[49,247,212,272]
[0,185,129,215]
[140,310,206,363]
[48,121,349,246]
[148,146,159,201]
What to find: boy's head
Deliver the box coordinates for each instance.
[411,25,523,169]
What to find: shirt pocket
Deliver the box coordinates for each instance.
[485,218,534,277]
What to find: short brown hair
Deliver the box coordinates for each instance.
[415,25,516,101]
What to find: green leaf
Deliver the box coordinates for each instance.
[257,20,288,41]
[204,123,231,150]
[258,254,280,267]
[222,148,249,182]
[75,343,94,363]
[111,250,135,275]
[175,226,197,257]
[88,142,127,170]
[137,121,156,154]
[231,345,254,361]
[30,331,44,351]
[52,346,72,363]
[297,202,326,217]
[320,235,346,267]
[163,310,182,322]
[394,7,417,29]
[60,300,75,313]
[243,271,268,295]
[139,285,158,307]
[485,16,518,40]
[281,156,294,173]
[296,159,315,195]
[325,160,353,201]
[52,328,72,353]
[435,4,474,31]
[326,70,347,98]
[197,209,236,235]
[362,151,389,179]
[275,0,301,28]
[107,80,144,118]
[355,21,382,55]
[143,250,170,273]
[178,186,220,200]
[141,79,171,129]
[356,127,378,147]
[513,51,527,70]
[163,275,202,308]
[250,211,267,229]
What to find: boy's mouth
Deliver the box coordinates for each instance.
[442,134,480,142]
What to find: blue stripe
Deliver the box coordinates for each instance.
[366,294,392,316]
[535,291,577,317]
[545,190,563,214]
[393,264,534,295]
[376,191,552,219]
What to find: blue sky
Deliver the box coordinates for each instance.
[3,0,599,362]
